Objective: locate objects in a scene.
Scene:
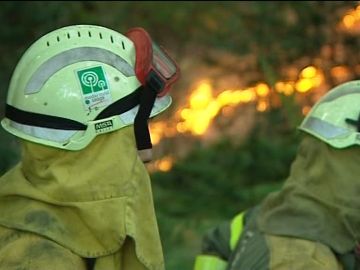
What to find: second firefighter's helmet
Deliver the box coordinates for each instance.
[299,80,360,148]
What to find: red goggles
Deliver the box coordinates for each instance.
[126,27,180,97]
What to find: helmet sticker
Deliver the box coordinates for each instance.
[76,66,112,111]
[94,119,114,134]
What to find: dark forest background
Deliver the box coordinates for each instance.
[1,2,359,269]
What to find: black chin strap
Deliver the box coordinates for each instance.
[134,86,157,150]
[134,70,164,151]
[345,112,360,132]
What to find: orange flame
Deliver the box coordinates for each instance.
[295,65,324,93]
[156,156,174,172]
[150,65,324,148]
[149,6,357,172]
[178,82,261,135]
[341,4,360,32]
[331,66,351,83]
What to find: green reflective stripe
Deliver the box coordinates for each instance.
[194,255,227,270]
[230,211,245,251]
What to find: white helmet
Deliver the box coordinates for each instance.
[299,80,360,148]
[1,25,180,159]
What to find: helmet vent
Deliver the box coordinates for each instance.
[46,41,50,47]
[77,31,81,37]
[110,35,114,43]
[67,33,70,39]
[122,41,125,50]
[56,36,60,42]
[88,31,92,37]
[99,32,103,39]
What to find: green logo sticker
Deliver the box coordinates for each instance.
[77,66,109,94]
[95,119,114,134]
[76,66,112,111]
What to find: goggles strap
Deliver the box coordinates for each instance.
[134,85,157,153]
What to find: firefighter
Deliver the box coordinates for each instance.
[194,80,360,270]
[0,24,179,270]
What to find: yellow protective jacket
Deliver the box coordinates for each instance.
[194,134,360,270]
[0,126,164,270]
[194,207,344,270]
